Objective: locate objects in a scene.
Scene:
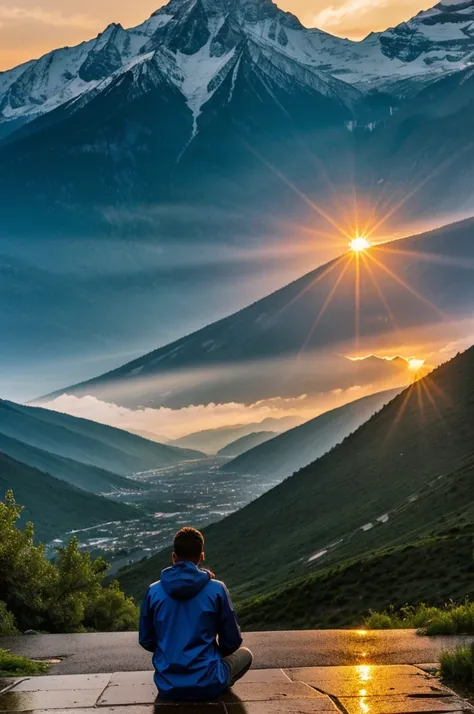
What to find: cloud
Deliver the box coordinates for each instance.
[0,6,98,28]
[40,382,384,441]
[313,0,391,31]
[40,394,310,440]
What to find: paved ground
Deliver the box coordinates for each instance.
[1,631,474,675]
[1,665,473,713]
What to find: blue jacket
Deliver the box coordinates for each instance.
[139,561,243,701]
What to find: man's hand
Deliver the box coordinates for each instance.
[200,567,215,579]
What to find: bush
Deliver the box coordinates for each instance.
[365,601,474,635]
[0,491,139,633]
[0,602,17,636]
[0,649,49,677]
[440,644,474,685]
[84,581,139,632]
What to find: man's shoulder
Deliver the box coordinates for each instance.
[146,580,164,597]
[205,578,229,595]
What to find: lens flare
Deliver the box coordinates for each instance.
[408,359,425,372]
[350,237,370,253]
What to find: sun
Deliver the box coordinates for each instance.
[408,358,425,372]
[350,236,370,253]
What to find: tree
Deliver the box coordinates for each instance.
[0,601,17,636]
[0,491,139,633]
[0,491,55,630]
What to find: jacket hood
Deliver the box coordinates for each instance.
[160,561,211,600]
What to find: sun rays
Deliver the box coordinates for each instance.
[350,236,370,253]
[238,136,472,429]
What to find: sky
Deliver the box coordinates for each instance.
[0,0,434,70]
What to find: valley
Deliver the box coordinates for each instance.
[49,457,280,576]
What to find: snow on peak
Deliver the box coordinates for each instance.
[438,0,473,6]
[2,0,474,140]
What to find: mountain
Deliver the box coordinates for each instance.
[360,60,474,218]
[0,400,204,479]
[2,0,474,385]
[2,0,472,236]
[168,417,301,454]
[116,345,474,602]
[0,452,136,542]
[50,218,474,409]
[238,526,474,630]
[126,429,170,444]
[217,431,277,457]
[0,0,361,236]
[221,388,402,479]
[0,431,136,495]
[0,0,471,137]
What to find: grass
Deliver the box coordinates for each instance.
[0,649,50,677]
[440,644,474,686]
[235,530,474,630]
[365,600,474,635]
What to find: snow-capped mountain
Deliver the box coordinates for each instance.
[2,0,474,139]
[2,0,474,391]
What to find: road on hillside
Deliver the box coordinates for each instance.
[1,630,473,675]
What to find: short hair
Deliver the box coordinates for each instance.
[173,527,204,561]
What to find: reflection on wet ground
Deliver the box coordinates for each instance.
[1,665,473,713]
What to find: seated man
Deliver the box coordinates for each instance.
[139,526,253,701]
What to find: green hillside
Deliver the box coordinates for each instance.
[217,432,277,458]
[0,452,136,542]
[237,527,474,630]
[0,432,138,494]
[117,347,474,605]
[220,388,401,480]
[0,400,203,478]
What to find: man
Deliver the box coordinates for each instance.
[139,526,253,701]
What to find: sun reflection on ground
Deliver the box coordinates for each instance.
[357,665,372,682]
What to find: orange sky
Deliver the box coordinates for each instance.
[0,0,434,71]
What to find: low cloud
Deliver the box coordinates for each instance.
[41,385,381,441]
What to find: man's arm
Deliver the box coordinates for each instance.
[217,584,243,657]
[138,589,157,653]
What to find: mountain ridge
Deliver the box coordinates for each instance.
[0,399,204,478]
[44,217,474,409]
[220,387,403,480]
[1,0,473,142]
[0,452,137,542]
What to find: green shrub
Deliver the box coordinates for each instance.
[0,602,17,636]
[0,491,139,633]
[364,610,404,630]
[365,601,474,635]
[440,644,474,685]
[84,581,139,632]
[0,649,49,677]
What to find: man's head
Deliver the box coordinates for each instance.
[172,527,205,565]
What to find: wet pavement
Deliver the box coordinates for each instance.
[2,631,474,674]
[1,665,473,714]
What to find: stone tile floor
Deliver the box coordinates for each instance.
[1,665,473,714]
